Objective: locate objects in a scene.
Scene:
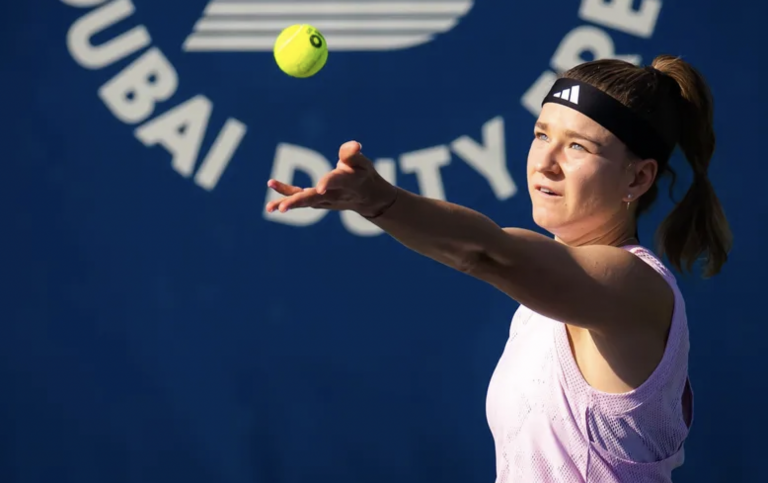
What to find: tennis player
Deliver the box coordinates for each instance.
[265,55,732,482]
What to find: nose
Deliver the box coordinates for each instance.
[533,147,562,176]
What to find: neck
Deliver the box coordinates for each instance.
[554,216,638,248]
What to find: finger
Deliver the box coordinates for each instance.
[265,196,288,213]
[277,188,325,212]
[267,179,303,196]
[338,141,368,167]
[266,193,302,213]
[316,169,351,195]
[265,186,309,212]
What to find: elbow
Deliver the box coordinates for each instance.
[452,227,516,276]
[457,249,496,276]
[458,248,520,291]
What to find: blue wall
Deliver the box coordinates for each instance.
[2,1,765,482]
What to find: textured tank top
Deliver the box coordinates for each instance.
[485,245,693,482]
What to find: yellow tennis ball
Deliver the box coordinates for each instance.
[273,24,328,78]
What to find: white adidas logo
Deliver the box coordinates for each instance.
[552,85,580,105]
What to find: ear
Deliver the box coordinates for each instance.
[626,158,658,199]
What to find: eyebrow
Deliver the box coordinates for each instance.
[535,121,604,147]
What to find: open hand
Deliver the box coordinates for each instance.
[265,141,397,218]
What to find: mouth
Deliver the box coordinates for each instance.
[534,184,562,197]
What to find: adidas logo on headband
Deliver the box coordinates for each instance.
[542,78,675,163]
[552,85,580,105]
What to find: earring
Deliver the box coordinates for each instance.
[626,194,632,210]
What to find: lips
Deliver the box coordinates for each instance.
[534,184,562,196]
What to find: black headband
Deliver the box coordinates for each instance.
[541,78,675,163]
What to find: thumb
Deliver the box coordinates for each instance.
[338,141,369,167]
[316,169,349,195]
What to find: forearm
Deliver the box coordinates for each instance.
[366,187,507,272]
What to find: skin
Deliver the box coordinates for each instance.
[265,103,676,396]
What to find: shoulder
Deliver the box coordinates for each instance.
[621,245,678,285]
[485,229,674,333]
[500,229,672,292]
[571,243,672,283]
[557,241,676,332]
[562,246,685,392]
[574,245,676,327]
[621,245,678,312]
[593,244,676,336]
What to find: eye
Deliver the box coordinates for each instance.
[535,132,549,141]
[569,142,586,151]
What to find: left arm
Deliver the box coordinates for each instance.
[266,142,672,334]
[370,187,671,334]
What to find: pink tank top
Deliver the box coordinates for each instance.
[485,245,693,482]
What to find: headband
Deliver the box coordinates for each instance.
[541,78,675,163]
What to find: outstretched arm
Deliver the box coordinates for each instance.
[265,142,672,334]
[368,187,671,333]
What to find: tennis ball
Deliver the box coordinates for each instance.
[273,24,328,78]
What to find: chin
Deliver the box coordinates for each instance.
[531,208,563,235]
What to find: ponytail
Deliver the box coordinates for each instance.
[651,55,733,277]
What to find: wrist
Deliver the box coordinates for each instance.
[361,179,399,219]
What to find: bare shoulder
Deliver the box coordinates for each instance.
[570,243,675,336]
[487,228,674,334]
[567,246,677,391]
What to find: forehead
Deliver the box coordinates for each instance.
[537,103,617,145]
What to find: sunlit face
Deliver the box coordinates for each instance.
[527,103,656,242]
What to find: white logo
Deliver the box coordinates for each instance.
[182,0,475,52]
[58,0,665,238]
[552,85,580,104]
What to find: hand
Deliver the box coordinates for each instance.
[265,141,398,218]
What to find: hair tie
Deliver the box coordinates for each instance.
[646,65,662,75]
[695,169,709,180]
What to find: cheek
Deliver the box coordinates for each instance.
[563,160,621,208]
[562,159,598,193]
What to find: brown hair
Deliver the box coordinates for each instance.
[562,55,733,278]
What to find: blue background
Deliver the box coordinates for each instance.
[1,0,766,482]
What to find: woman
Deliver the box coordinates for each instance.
[265,55,732,482]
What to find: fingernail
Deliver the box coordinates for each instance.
[357,142,363,150]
